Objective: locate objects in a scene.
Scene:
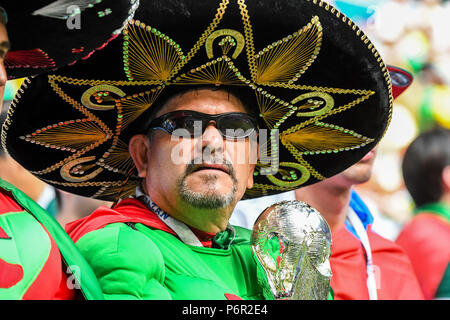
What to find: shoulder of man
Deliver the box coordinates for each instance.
[397,213,450,250]
[66,197,174,243]
[76,222,170,299]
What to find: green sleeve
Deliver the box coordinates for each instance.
[435,263,450,299]
[76,223,172,300]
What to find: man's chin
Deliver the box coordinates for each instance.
[183,184,234,198]
[178,170,237,209]
[179,189,235,210]
[343,169,373,185]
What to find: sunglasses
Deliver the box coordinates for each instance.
[148,110,258,139]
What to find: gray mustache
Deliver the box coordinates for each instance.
[185,157,236,180]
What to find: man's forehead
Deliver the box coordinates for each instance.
[156,88,247,117]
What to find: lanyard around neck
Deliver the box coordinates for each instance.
[135,188,204,247]
[347,208,378,300]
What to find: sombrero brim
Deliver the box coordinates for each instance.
[3,0,394,201]
[2,0,139,80]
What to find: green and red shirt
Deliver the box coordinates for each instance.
[0,179,103,300]
[66,198,269,300]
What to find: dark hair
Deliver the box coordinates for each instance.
[402,126,450,207]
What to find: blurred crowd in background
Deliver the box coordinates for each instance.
[2,0,450,239]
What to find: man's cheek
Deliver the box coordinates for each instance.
[169,140,198,166]
[224,140,252,166]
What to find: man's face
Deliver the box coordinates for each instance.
[0,22,10,107]
[331,147,378,187]
[137,88,256,213]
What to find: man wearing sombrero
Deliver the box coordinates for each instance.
[4,0,396,299]
[0,0,138,299]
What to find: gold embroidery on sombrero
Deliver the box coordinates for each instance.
[294,155,326,181]
[174,56,246,86]
[20,118,108,153]
[81,85,126,111]
[296,92,374,133]
[21,78,115,176]
[205,29,245,59]
[308,0,393,138]
[48,76,113,136]
[123,22,185,82]
[116,87,164,131]
[98,138,135,175]
[266,162,311,188]
[281,122,374,156]
[173,0,230,80]
[248,160,322,195]
[40,179,125,188]
[91,179,139,200]
[254,16,322,85]
[40,178,137,200]
[256,90,293,130]
[60,156,104,183]
[248,182,302,195]
[293,91,334,117]
[44,76,163,176]
[237,0,257,82]
[48,75,161,86]
[278,91,375,181]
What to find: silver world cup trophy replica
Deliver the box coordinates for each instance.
[251,200,332,300]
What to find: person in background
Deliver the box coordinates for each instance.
[231,66,424,300]
[396,126,450,299]
[0,7,75,299]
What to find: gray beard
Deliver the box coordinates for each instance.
[177,172,237,209]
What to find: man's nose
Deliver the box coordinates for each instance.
[200,121,224,151]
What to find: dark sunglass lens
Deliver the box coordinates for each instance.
[169,113,204,137]
[219,114,256,138]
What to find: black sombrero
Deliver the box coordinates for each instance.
[2,0,139,79]
[3,0,405,201]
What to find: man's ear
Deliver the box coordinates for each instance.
[247,163,255,189]
[129,134,150,178]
